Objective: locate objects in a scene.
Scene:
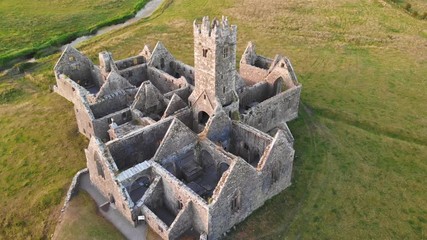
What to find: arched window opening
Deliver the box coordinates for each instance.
[231,190,241,213]
[271,161,282,185]
[160,58,165,69]
[95,152,105,179]
[198,111,209,126]
[274,77,284,95]
[122,112,128,121]
[218,162,229,176]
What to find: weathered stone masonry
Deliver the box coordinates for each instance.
[54,16,301,240]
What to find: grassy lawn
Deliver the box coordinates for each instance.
[0,0,426,239]
[53,191,125,240]
[0,0,148,67]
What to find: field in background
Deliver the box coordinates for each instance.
[0,0,147,67]
[0,0,426,238]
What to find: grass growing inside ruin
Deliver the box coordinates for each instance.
[0,0,426,238]
[0,0,148,68]
[53,191,125,240]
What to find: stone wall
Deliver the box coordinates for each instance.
[147,67,182,94]
[239,63,268,85]
[241,85,301,133]
[115,55,146,70]
[85,138,136,224]
[119,64,148,87]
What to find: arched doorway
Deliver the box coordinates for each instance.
[198,111,209,126]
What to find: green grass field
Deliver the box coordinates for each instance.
[0,0,148,67]
[53,191,125,240]
[0,0,426,239]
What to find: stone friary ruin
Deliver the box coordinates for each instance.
[54,16,301,240]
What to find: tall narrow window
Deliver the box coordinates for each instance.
[223,46,229,58]
[231,190,241,213]
[271,161,282,185]
[160,58,165,69]
[203,49,208,58]
[95,153,105,179]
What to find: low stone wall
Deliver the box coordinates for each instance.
[60,168,88,214]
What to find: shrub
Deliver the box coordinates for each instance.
[412,11,418,17]
[405,3,412,11]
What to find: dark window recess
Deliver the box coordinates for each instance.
[231,192,240,213]
[243,143,249,151]
[160,58,165,69]
[198,111,209,126]
[223,47,229,58]
[271,162,281,184]
[96,159,105,179]
[122,112,128,121]
[203,49,208,57]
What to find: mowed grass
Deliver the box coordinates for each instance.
[0,0,146,67]
[53,191,125,240]
[0,0,426,239]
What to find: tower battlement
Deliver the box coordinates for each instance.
[193,16,237,39]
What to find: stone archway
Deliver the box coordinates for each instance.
[198,111,209,126]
